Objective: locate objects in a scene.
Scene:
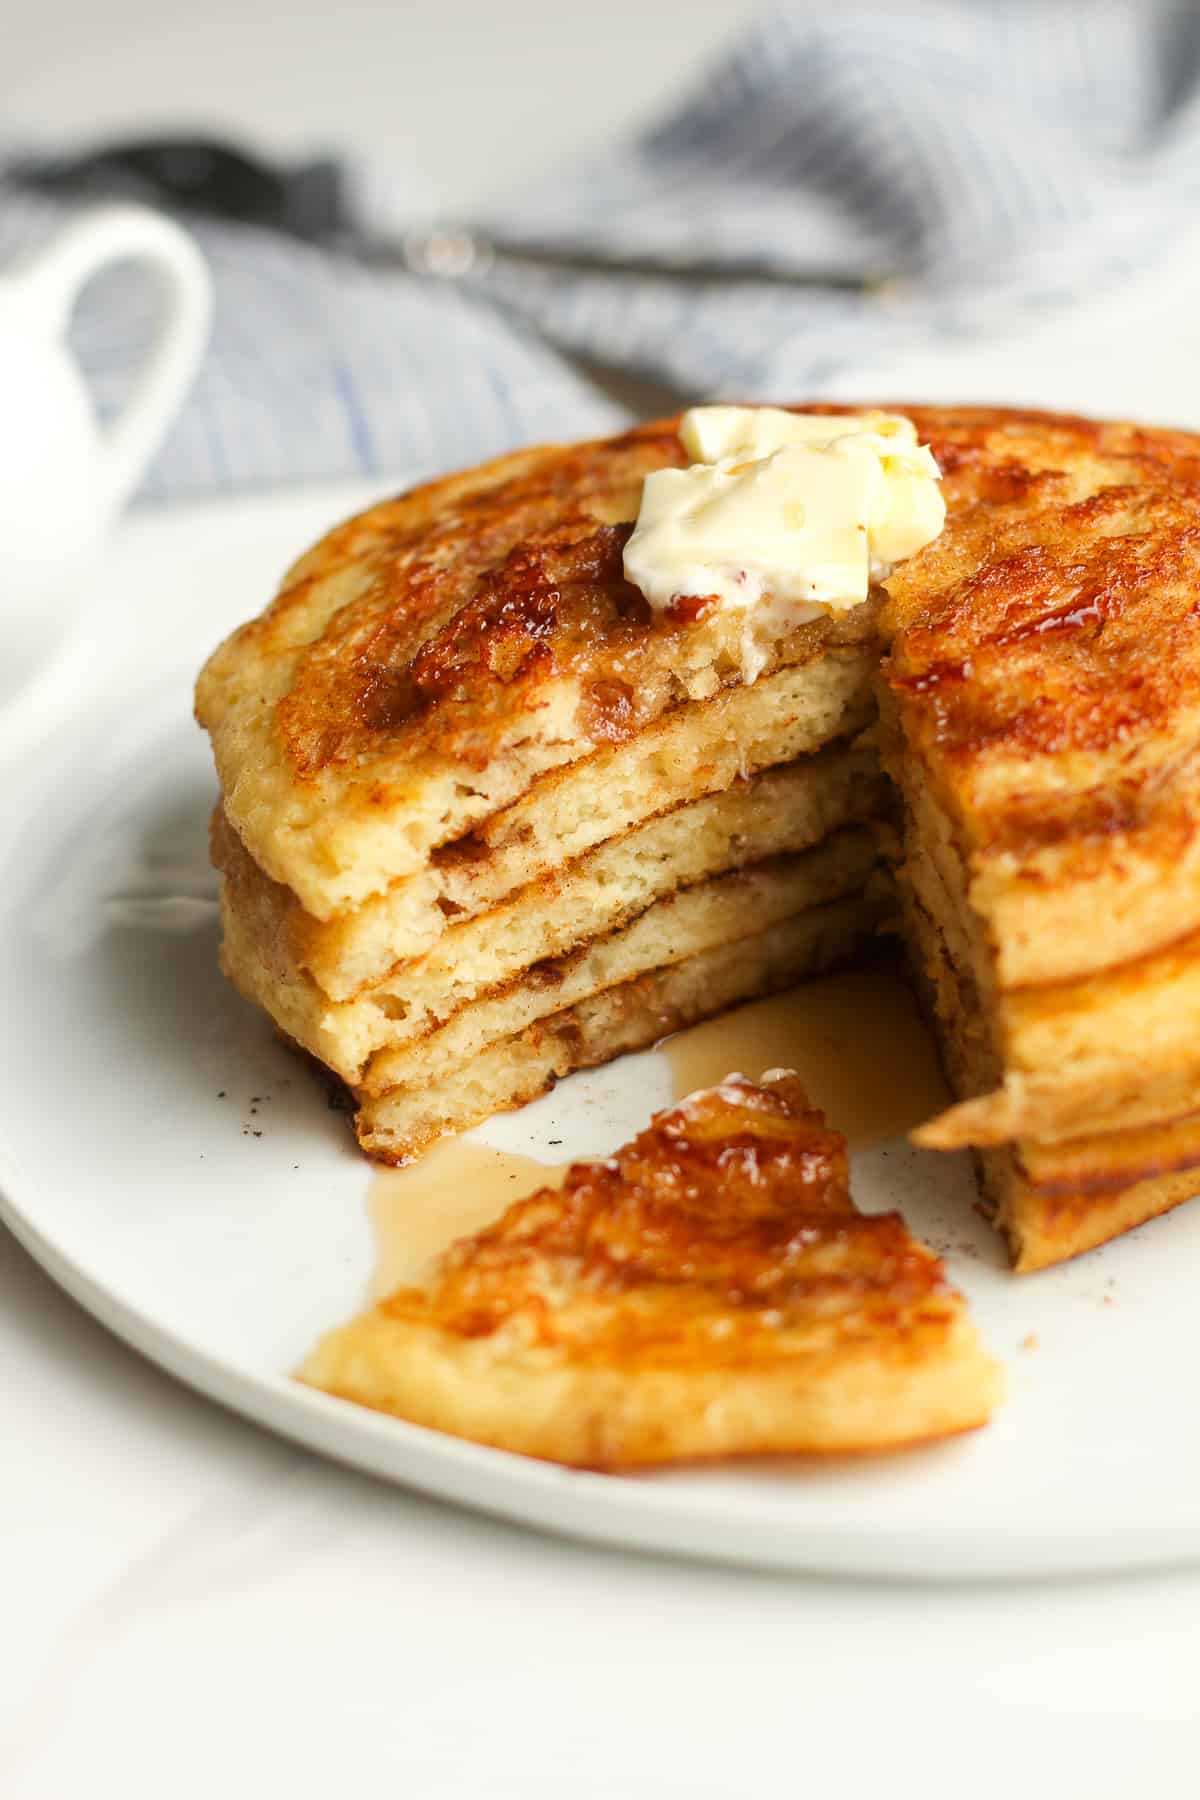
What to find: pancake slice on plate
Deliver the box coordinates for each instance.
[300,1074,1002,1467]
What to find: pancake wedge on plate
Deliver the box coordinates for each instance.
[198,404,1200,1270]
[300,1074,1002,1467]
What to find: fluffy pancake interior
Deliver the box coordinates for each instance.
[214,726,887,1055]
[354,896,887,1162]
[213,654,878,1000]
[221,826,884,1089]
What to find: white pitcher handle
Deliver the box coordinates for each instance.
[7,203,211,512]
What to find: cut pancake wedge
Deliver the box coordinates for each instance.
[303,1073,1002,1465]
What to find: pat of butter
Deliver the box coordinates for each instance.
[623,406,945,637]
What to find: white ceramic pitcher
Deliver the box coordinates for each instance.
[0,203,211,754]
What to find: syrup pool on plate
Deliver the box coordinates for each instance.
[364,956,948,1300]
[662,957,948,1148]
[368,1141,567,1300]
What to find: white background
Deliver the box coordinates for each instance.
[3,4,1200,1794]
[5,0,755,215]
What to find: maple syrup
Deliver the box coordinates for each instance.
[365,956,945,1299]
[367,1139,565,1300]
[662,958,946,1147]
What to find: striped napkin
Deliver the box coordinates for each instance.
[4,0,1200,500]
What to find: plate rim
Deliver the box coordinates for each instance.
[1,481,1197,1585]
[6,1174,1200,1584]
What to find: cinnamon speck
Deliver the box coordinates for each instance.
[1021,1332,1039,1351]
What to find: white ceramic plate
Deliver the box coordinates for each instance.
[2,482,1198,1583]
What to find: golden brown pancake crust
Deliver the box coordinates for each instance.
[197,419,874,916]
[301,1074,1001,1464]
[409,1077,936,1356]
[221,405,1200,787]
[200,405,1200,957]
[879,405,1200,985]
[258,423,860,778]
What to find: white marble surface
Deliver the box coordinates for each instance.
[3,1215,1200,1796]
[4,4,1200,1791]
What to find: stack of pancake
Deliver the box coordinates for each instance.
[875,408,1200,1270]
[198,406,1200,1273]
[200,424,892,1173]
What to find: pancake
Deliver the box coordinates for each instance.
[897,870,1200,1268]
[887,791,1200,1144]
[215,664,878,1001]
[199,404,1200,1270]
[196,424,879,919]
[882,411,1200,988]
[220,828,882,1086]
[301,1073,1002,1465]
[979,1150,1200,1274]
[354,896,885,1162]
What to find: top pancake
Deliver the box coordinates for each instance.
[196,422,876,919]
[198,405,1200,979]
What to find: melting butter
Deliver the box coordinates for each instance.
[623,406,945,670]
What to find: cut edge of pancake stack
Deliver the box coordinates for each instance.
[871,406,1200,1273]
[212,655,893,1165]
[197,415,902,1180]
[888,714,1200,1272]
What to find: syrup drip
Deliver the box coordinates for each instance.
[661,959,946,1148]
[365,958,946,1300]
[368,1140,565,1300]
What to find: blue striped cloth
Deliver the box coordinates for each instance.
[4,0,1200,499]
